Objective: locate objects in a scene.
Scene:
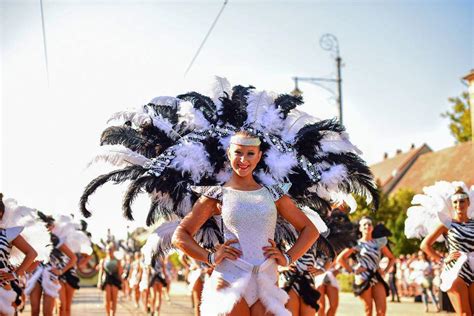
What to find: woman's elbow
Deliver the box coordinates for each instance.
[307,222,319,243]
[29,249,38,261]
[171,228,184,250]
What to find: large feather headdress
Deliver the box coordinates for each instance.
[405,181,474,241]
[80,77,379,257]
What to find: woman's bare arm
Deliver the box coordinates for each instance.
[336,247,356,273]
[11,235,37,276]
[275,195,319,262]
[420,224,448,262]
[58,243,78,273]
[381,246,395,275]
[172,196,219,263]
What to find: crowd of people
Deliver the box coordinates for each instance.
[1,80,471,316]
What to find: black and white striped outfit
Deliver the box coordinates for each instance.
[352,238,389,296]
[0,227,24,316]
[444,219,474,285]
[282,253,320,310]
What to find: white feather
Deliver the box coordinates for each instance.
[52,214,92,254]
[320,164,348,190]
[178,101,212,130]
[264,148,298,182]
[107,105,151,127]
[211,76,232,113]
[301,206,328,235]
[245,90,274,127]
[87,144,150,167]
[281,109,320,143]
[320,131,362,155]
[149,96,180,108]
[170,141,213,183]
[256,171,278,186]
[1,198,51,265]
[151,115,179,139]
[404,181,474,241]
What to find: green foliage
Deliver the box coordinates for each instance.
[350,188,420,256]
[441,91,471,143]
[336,273,354,293]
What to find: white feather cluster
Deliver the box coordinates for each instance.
[1,198,51,265]
[53,215,92,254]
[211,76,232,113]
[149,96,180,108]
[281,109,320,143]
[319,131,362,155]
[88,144,150,167]
[152,115,178,139]
[245,91,283,133]
[256,171,278,186]
[170,141,213,183]
[178,101,212,130]
[263,148,297,182]
[107,105,151,127]
[405,181,474,241]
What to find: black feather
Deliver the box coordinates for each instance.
[274,94,303,119]
[372,223,392,238]
[79,165,146,218]
[100,125,146,151]
[218,92,247,127]
[123,175,156,221]
[294,119,345,157]
[147,103,179,125]
[177,92,217,125]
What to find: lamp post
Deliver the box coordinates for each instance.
[462,69,474,142]
[291,34,343,125]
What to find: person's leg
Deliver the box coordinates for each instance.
[325,285,339,316]
[42,294,56,316]
[299,296,317,316]
[104,285,112,316]
[447,277,471,316]
[421,287,429,311]
[468,283,474,315]
[372,283,387,316]
[111,286,119,316]
[65,284,75,316]
[57,282,67,316]
[133,285,140,307]
[285,289,300,316]
[317,286,326,316]
[358,287,373,316]
[29,283,42,316]
[250,299,274,316]
[192,277,204,316]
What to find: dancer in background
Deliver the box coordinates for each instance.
[314,256,339,316]
[97,243,122,316]
[337,217,395,316]
[121,253,132,301]
[27,213,84,316]
[128,252,143,308]
[406,183,474,315]
[0,194,50,316]
[148,255,167,316]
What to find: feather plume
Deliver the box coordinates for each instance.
[88,145,150,167]
[211,76,232,112]
[80,165,146,217]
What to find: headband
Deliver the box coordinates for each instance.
[451,193,469,202]
[230,135,261,147]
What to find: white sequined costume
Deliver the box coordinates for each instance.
[194,184,291,316]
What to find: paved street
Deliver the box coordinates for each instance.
[20,282,453,315]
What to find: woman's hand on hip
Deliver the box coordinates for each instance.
[263,239,287,266]
[214,239,242,264]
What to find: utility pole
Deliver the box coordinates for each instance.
[291,34,343,125]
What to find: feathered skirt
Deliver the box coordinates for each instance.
[440,251,474,291]
[282,269,320,311]
[352,271,389,297]
[200,258,290,316]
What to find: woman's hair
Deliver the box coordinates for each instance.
[454,186,469,197]
[359,216,373,224]
[0,193,4,214]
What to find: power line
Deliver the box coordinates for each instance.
[40,0,50,85]
[184,0,228,76]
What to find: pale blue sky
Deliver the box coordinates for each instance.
[1,0,472,239]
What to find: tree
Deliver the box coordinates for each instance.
[441,91,472,143]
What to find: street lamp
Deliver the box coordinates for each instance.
[291,34,344,125]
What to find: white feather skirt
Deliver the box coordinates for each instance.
[0,287,16,316]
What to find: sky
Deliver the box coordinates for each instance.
[1,0,473,241]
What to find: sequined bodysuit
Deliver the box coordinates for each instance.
[194,184,291,316]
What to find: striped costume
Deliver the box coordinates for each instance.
[281,253,320,310]
[442,219,474,288]
[352,238,389,296]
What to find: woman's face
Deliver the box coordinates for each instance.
[227,143,262,178]
[452,197,470,215]
[359,219,373,236]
